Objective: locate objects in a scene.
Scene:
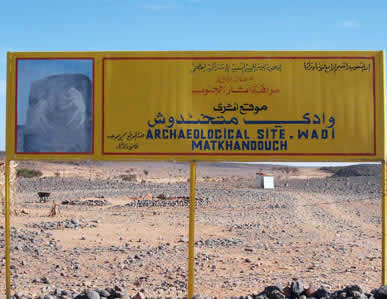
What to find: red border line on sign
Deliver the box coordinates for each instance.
[102,56,376,156]
[101,152,374,156]
[14,57,95,155]
[104,56,373,60]
[372,57,376,155]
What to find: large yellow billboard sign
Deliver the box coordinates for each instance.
[6,51,385,162]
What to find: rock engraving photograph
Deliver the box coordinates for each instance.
[16,59,93,153]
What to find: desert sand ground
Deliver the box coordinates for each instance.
[0,161,383,298]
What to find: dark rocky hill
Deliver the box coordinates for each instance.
[321,164,381,177]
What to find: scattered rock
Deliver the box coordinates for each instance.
[291,280,304,296]
[25,219,98,230]
[85,289,100,299]
[62,199,109,206]
[132,292,145,299]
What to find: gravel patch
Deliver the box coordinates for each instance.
[25,219,99,230]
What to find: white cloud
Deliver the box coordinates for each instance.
[338,20,360,29]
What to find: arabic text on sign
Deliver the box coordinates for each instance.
[191,62,282,73]
[303,62,371,73]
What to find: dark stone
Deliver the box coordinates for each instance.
[282,287,291,297]
[131,292,145,299]
[105,288,115,296]
[85,290,100,299]
[337,291,347,299]
[305,286,316,297]
[345,285,364,296]
[312,287,330,299]
[98,290,110,298]
[291,280,304,296]
[352,291,365,299]
[264,286,282,295]
[62,291,71,296]
[372,286,387,299]
[254,293,269,299]
[271,290,285,299]
[115,292,128,298]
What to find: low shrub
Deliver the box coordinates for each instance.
[120,174,137,181]
[17,168,42,178]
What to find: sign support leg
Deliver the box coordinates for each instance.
[188,161,197,299]
[4,159,11,298]
[383,160,387,285]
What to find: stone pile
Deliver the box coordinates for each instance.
[25,218,99,230]
[246,280,387,299]
[125,196,211,208]
[247,281,387,299]
[228,223,261,231]
[61,199,109,206]
[279,176,380,197]
[18,177,221,204]
[195,238,244,248]
[9,282,387,299]
[0,226,58,253]
[321,164,381,177]
[12,286,144,299]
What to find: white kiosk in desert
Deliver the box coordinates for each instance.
[256,172,274,189]
[3,50,386,299]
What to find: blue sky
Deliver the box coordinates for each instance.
[0,0,386,153]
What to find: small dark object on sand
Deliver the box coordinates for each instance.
[37,191,51,203]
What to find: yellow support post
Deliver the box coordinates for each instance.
[383,160,387,285]
[188,161,197,299]
[4,159,11,298]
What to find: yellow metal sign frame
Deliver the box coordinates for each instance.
[5,51,386,162]
[3,51,387,298]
